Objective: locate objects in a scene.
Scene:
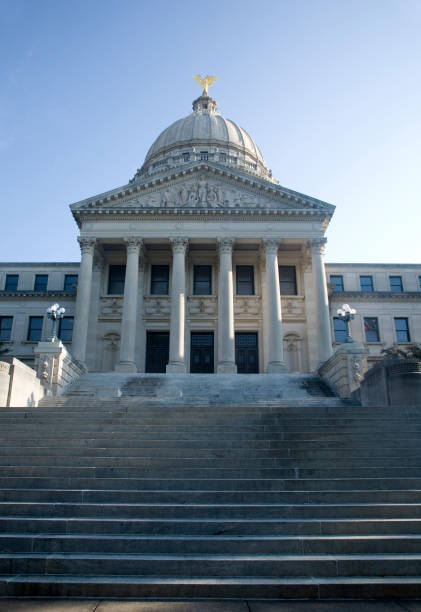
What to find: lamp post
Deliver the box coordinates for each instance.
[46,303,66,341]
[337,303,356,343]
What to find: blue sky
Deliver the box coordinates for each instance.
[1,0,420,263]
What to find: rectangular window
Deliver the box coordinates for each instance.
[390,276,403,292]
[182,152,190,162]
[395,317,410,342]
[63,274,78,292]
[279,266,297,295]
[5,274,18,291]
[333,318,347,343]
[330,275,344,292]
[151,265,169,295]
[418,276,421,291]
[27,316,43,341]
[108,265,126,294]
[219,153,226,162]
[0,316,13,341]
[360,275,374,292]
[58,316,74,342]
[193,265,212,295]
[200,151,208,161]
[236,265,254,295]
[34,274,48,292]
[364,317,380,342]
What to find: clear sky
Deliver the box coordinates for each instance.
[1,0,420,263]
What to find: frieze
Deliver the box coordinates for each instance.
[330,291,421,302]
[234,296,261,316]
[188,297,217,316]
[100,297,123,320]
[144,297,171,317]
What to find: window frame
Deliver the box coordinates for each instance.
[333,317,347,343]
[364,317,380,342]
[360,275,374,292]
[330,275,344,292]
[193,265,212,296]
[107,265,126,295]
[58,316,74,342]
[389,275,403,292]
[63,274,78,292]
[394,317,410,343]
[235,265,255,296]
[4,274,18,291]
[278,265,297,295]
[34,274,48,292]
[150,265,170,295]
[0,316,13,341]
[27,316,43,342]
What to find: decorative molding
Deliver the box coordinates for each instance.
[99,297,123,320]
[188,296,217,316]
[124,236,144,254]
[144,297,171,316]
[217,237,235,254]
[77,236,96,254]
[330,291,421,302]
[263,238,280,255]
[309,237,327,254]
[169,237,189,254]
[234,296,261,316]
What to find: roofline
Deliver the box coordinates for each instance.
[0,262,80,267]
[326,262,421,268]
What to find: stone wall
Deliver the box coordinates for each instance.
[360,359,421,406]
[34,340,86,397]
[318,344,369,399]
[0,358,45,407]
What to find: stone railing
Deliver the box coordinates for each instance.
[0,358,46,407]
[34,339,86,397]
[359,358,421,406]
[318,343,369,399]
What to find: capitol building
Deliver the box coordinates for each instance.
[1,82,420,376]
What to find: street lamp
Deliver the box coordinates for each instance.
[337,303,356,343]
[46,303,66,341]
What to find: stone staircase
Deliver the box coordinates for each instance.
[0,377,421,599]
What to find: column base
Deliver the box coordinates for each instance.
[166,362,187,373]
[217,362,237,374]
[267,361,288,373]
[115,361,137,373]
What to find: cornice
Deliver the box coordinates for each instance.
[329,290,421,302]
[0,291,77,299]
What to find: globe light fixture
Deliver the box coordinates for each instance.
[46,303,66,341]
[336,303,356,343]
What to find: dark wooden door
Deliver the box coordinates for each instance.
[145,332,169,373]
[235,332,258,373]
[190,332,214,373]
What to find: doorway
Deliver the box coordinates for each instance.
[145,332,169,373]
[190,332,214,373]
[235,332,259,373]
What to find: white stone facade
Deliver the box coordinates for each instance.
[1,92,420,374]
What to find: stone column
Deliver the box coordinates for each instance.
[217,237,237,373]
[71,237,96,365]
[116,237,143,373]
[309,238,333,364]
[263,239,286,373]
[166,237,188,373]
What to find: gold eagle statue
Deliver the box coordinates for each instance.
[193,74,218,95]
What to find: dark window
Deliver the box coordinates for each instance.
[364,317,380,342]
[200,151,208,161]
[236,266,254,295]
[5,274,18,291]
[419,276,421,291]
[330,275,344,292]
[190,332,214,373]
[145,332,169,373]
[235,332,259,374]
[151,265,169,295]
[360,276,374,292]
[193,265,212,295]
[0,316,13,341]
[219,153,226,162]
[182,153,190,162]
[34,274,48,292]
[27,316,43,341]
[58,316,74,342]
[390,276,403,292]
[108,265,126,294]
[333,318,347,342]
[64,274,78,292]
[395,317,410,342]
[279,266,297,295]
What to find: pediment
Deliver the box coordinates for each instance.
[70,165,335,218]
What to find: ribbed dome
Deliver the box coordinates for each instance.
[134,94,275,183]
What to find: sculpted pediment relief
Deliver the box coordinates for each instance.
[104,176,318,213]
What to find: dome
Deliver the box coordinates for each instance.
[134,94,276,183]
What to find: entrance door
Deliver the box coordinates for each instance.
[190,332,214,373]
[235,332,259,373]
[145,332,169,373]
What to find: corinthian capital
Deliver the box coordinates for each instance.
[263,239,280,255]
[170,237,189,254]
[77,236,96,255]
[217,237,235,254]
[124,237,143,254]
[309,237,327,254]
